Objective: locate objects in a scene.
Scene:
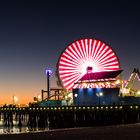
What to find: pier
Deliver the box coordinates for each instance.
[0,105,140,130]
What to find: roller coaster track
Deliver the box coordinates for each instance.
[125,68,140,89]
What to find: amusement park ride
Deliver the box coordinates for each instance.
[58,38,120,90]
[36,38,140,106]
[121,68,140,96]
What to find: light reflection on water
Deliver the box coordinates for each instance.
[0,126,29,134]
[0,126,49,134]
[0,117,49,134]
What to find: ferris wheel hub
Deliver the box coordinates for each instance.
[86,66,93,73]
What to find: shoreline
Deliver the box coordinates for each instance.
[0,123,140,140]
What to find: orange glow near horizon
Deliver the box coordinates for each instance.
[0,85,39,105]
[0,74,56,105]
[0,76,57,105]
[0,92,35,105]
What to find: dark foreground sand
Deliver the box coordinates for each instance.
[1,124,140,140]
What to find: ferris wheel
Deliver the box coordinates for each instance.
[57,38,120,90]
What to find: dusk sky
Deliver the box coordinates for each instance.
[0,0,139,104]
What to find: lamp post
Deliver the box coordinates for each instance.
[98,92,103,106]
[37,94,42,101]
[45,69,52,99]
[13,96,18,105]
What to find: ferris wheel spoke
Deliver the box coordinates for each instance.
[88,39,92,61]
[65,76,83,90]
[91,40,97,60]
[58,38,120,90]
[76,41,86,62]
[61,73,81,81]
[63,52,79,65]
[98,63,118,70]
[97,50,113,64]
[98,53,115,65]
[66,48,81,64]
[81,39,87,61]
[62,73,82,81]
[60,72,80,78]
[59,69,81,74]
[101,64,119,70]
[59,66,81,70]
[85,39,89,61]
[59,60,79,68]
[60,56,79,66]
[96,48,111,63]
[99,61,118,70]
[73,43,84,65]
[69,45,83,63]
[98,58,118,66]
[93,41,101,61]
[63,74,82,86]
[70,44,85,65]
[94,46,109,64]
[102,66,119,69]
[94,43,105,63]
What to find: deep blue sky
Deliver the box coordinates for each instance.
[0,0,139,103]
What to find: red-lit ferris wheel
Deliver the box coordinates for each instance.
[57,39,120,90]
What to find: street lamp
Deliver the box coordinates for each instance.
[37,94,42,101]
[96,92,103,105]
[99,92,103,97]
[13,96,18,105]
[99,92,103,105]
[45,69,52,99]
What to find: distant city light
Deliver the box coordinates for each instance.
[14,96,18,102]
[37,95,42,100]
[13,96,18,104]
[136,91,140,95]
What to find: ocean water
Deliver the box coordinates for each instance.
[0,117,48,134]
[0,126,49,134]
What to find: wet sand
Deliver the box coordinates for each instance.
[0,124,140,140]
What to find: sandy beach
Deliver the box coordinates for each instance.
[0,124,140,140]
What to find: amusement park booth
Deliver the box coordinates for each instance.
[72,70,122,106]
[73,88,120,106]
